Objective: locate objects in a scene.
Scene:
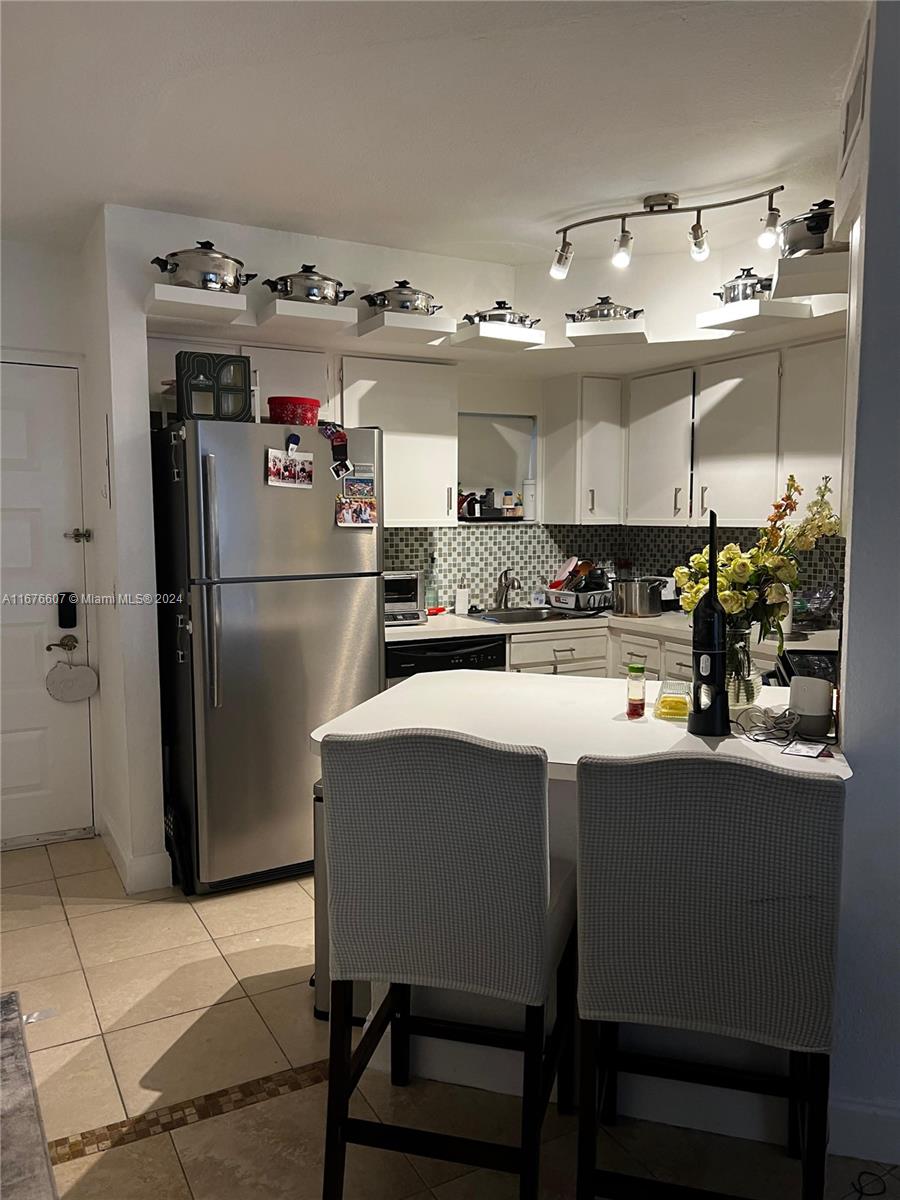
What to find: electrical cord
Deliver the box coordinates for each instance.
[731,705,840,748]
[849,1170,887,1197]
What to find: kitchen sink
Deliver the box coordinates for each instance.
[477,607,600,624]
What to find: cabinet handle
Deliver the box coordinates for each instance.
[447,486,453,516]
[627,651,648,660]
[700,485,709,516]
[588,487,596,513]
[675,660,692,670]
[673,486,682,515]
[553,646,577,656]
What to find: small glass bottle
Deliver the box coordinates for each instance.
[626,663,646,719]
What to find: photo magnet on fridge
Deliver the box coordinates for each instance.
[342,472,375,499]
[329,459,353,482]
[266,447,288,486]
[295,454,313,488]
[336,496,378,527]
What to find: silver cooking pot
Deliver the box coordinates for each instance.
[151,241,257,292]
[614,577,667,618]
[462,300,540,328]
[566,295,644,322]
[261,264,353,305]
[359,280,442,315]
[778,199,846,259]
[713,267,773,305]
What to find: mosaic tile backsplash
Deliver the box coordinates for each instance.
[384,524,845,618]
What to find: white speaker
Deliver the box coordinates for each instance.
[790,677,833,738]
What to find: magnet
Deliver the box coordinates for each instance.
[285,433,302,457]
[342,471,375,499]
[330,459,353,482]
[319,422,341,441]
[336,495,378,527]
[330,430,349,463]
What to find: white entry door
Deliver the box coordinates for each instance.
[1,362,93,842]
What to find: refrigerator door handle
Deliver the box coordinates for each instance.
[206,585,223,709]
[202,453,221,578]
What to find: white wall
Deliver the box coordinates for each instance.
[1,239,84,357]
[829,0,900,1162]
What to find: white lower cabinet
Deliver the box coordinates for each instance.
[509,630,608,675]
[664,642,695,681]
[341,357,458,527]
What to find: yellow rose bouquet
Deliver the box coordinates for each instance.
[674,476,840,701]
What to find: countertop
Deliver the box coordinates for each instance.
[384,609,840,661]
[311,672,850,782]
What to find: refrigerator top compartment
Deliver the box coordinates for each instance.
[182,420,383,582]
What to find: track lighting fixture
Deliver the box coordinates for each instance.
[549,238,573,280]
[611,220,634,269]
[689,211,710,262]
[549,184,783,271]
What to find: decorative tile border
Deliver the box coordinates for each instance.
[47,1060,328,1165]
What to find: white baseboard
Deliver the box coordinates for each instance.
[98,822,172,894]
[830,1095,900,1164]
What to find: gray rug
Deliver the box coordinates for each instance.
[1,991,57,1200]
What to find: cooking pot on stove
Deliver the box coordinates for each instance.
[713,267,773,305]
[151,241,257,292]
[566,295,644,322]
[359,280,442,315]
[261,264,353,305]
[462,300,541,328]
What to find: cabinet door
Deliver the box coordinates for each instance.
[625,369,693,525]
[580,377,622,523]
[695,352,779,526]
[341,358,458,527]
[240,346,334,422]
[779,339,845,506]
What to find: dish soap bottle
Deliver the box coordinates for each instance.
[424,552,439,609]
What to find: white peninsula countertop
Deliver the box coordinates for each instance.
[311,671,850,781]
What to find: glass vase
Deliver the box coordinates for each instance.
[725,626,763,709]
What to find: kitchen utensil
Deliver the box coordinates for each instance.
[778,199,848,258]
[546,588,612,612]
[261,265,353,305]
[267,396,320,425]
[565,296,644,322]
[713,267,773,305]
[461,301,541,328]
[554,556,578,586]
[359,280,442,315]
[613,577,667,617]
[151,241,257,292]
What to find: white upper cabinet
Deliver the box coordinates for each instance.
[625,368,693,525]
[341,357,458,527]
[240,346,335,422]
[694,352,780,527]
[542,376,622,524]
[778,339,845,507]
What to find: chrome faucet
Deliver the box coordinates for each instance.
[494,567,522,610]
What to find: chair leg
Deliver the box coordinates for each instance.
[390,983,411,1086]
[598,1020,619,1125]
[801,1053,830,1200]
[519,1004,545,1200]
[577,1019,597,1200]
[555,936,577,1115]
[322,980,353,1200]
[788,1050,804,1159]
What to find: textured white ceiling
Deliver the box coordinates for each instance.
[0,0,865,262]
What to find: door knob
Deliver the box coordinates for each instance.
[47,634,79,652]
[64,527,93,543]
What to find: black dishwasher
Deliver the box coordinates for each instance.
[385,635,507,685]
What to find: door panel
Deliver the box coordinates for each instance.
[1,363,92,840]
[625,369,693,525]
[695,353,779,526]
[342,358,457,527]
[240,346,335,423]
[779,340,845,504]
[191,575,382,882]
[185,421,382,580]
[580,377,622,523]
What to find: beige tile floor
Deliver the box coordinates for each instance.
[2,839,896,1200]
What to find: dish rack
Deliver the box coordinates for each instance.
[546,588,613,612]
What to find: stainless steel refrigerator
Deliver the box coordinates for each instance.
[152,419,383,893]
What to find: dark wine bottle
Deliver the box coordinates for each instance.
[687,510,731,736]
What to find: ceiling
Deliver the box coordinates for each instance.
[1,1,865,263]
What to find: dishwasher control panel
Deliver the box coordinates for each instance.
[385,636,506,681]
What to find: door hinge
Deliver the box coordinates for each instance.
[172,467,182,482]
[170,427,186,443]
[175,649,186,664]
[64,527,93,544]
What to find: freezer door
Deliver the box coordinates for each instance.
[191,575,383,883]
[185,421,382,581]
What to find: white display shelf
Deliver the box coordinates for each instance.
[696,298,812,333]
[770,251,850,299]
[450,322,546,352]
[565,318,648,347]
[145,283,251,324]
[355,311,457,346]
[257,298,357,342]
